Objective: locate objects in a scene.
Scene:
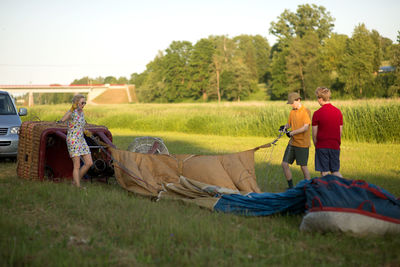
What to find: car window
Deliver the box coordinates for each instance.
[0,94,17,115]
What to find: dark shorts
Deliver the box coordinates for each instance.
[282,145,309,166]
[315,148,340,172]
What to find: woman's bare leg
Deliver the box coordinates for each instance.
[79,154,93,179]
[72,156,81,187]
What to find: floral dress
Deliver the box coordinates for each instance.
[67,109,91,158]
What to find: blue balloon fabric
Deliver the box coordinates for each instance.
[304,175,400,220]
[214,179,310,216]
[213,175,400,222]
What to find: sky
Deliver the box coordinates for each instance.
[0,0,399,85]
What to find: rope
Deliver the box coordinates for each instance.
[262,130,287,192]
[87,131,287,193]
[86,134,155,190]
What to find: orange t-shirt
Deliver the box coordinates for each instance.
[288,105,311,148]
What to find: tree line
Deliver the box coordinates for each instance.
[70,4,400,103]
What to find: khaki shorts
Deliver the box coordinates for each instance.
[282,145,309,166]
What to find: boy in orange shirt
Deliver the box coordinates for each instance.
[280,92,311,189]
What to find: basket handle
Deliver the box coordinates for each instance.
[357,200,376,213]
[311,196,323,209]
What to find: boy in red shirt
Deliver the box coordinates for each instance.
[281,92,311,189]
[312,87,343,177]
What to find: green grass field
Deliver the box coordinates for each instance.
[1,101,400,266]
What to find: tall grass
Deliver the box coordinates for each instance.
[341,101,400,143]
[22,99,400,143]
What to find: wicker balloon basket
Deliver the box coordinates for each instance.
[17,121,113,181]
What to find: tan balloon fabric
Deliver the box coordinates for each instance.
[158,176,230,210]
[110,143,271,197]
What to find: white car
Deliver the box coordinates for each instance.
[0,90,27,158]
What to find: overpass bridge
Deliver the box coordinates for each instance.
[0,84,134,106]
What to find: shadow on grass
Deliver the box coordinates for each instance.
[0,157,17,163]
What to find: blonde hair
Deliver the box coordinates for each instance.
[72,94,85,104]
[315,87,331,101]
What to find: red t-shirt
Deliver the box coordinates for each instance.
[312,103,343,150]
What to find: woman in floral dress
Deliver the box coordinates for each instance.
[59,94,93,187]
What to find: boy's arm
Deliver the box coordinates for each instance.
[290,124,309,136]
[312,125,318,146]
